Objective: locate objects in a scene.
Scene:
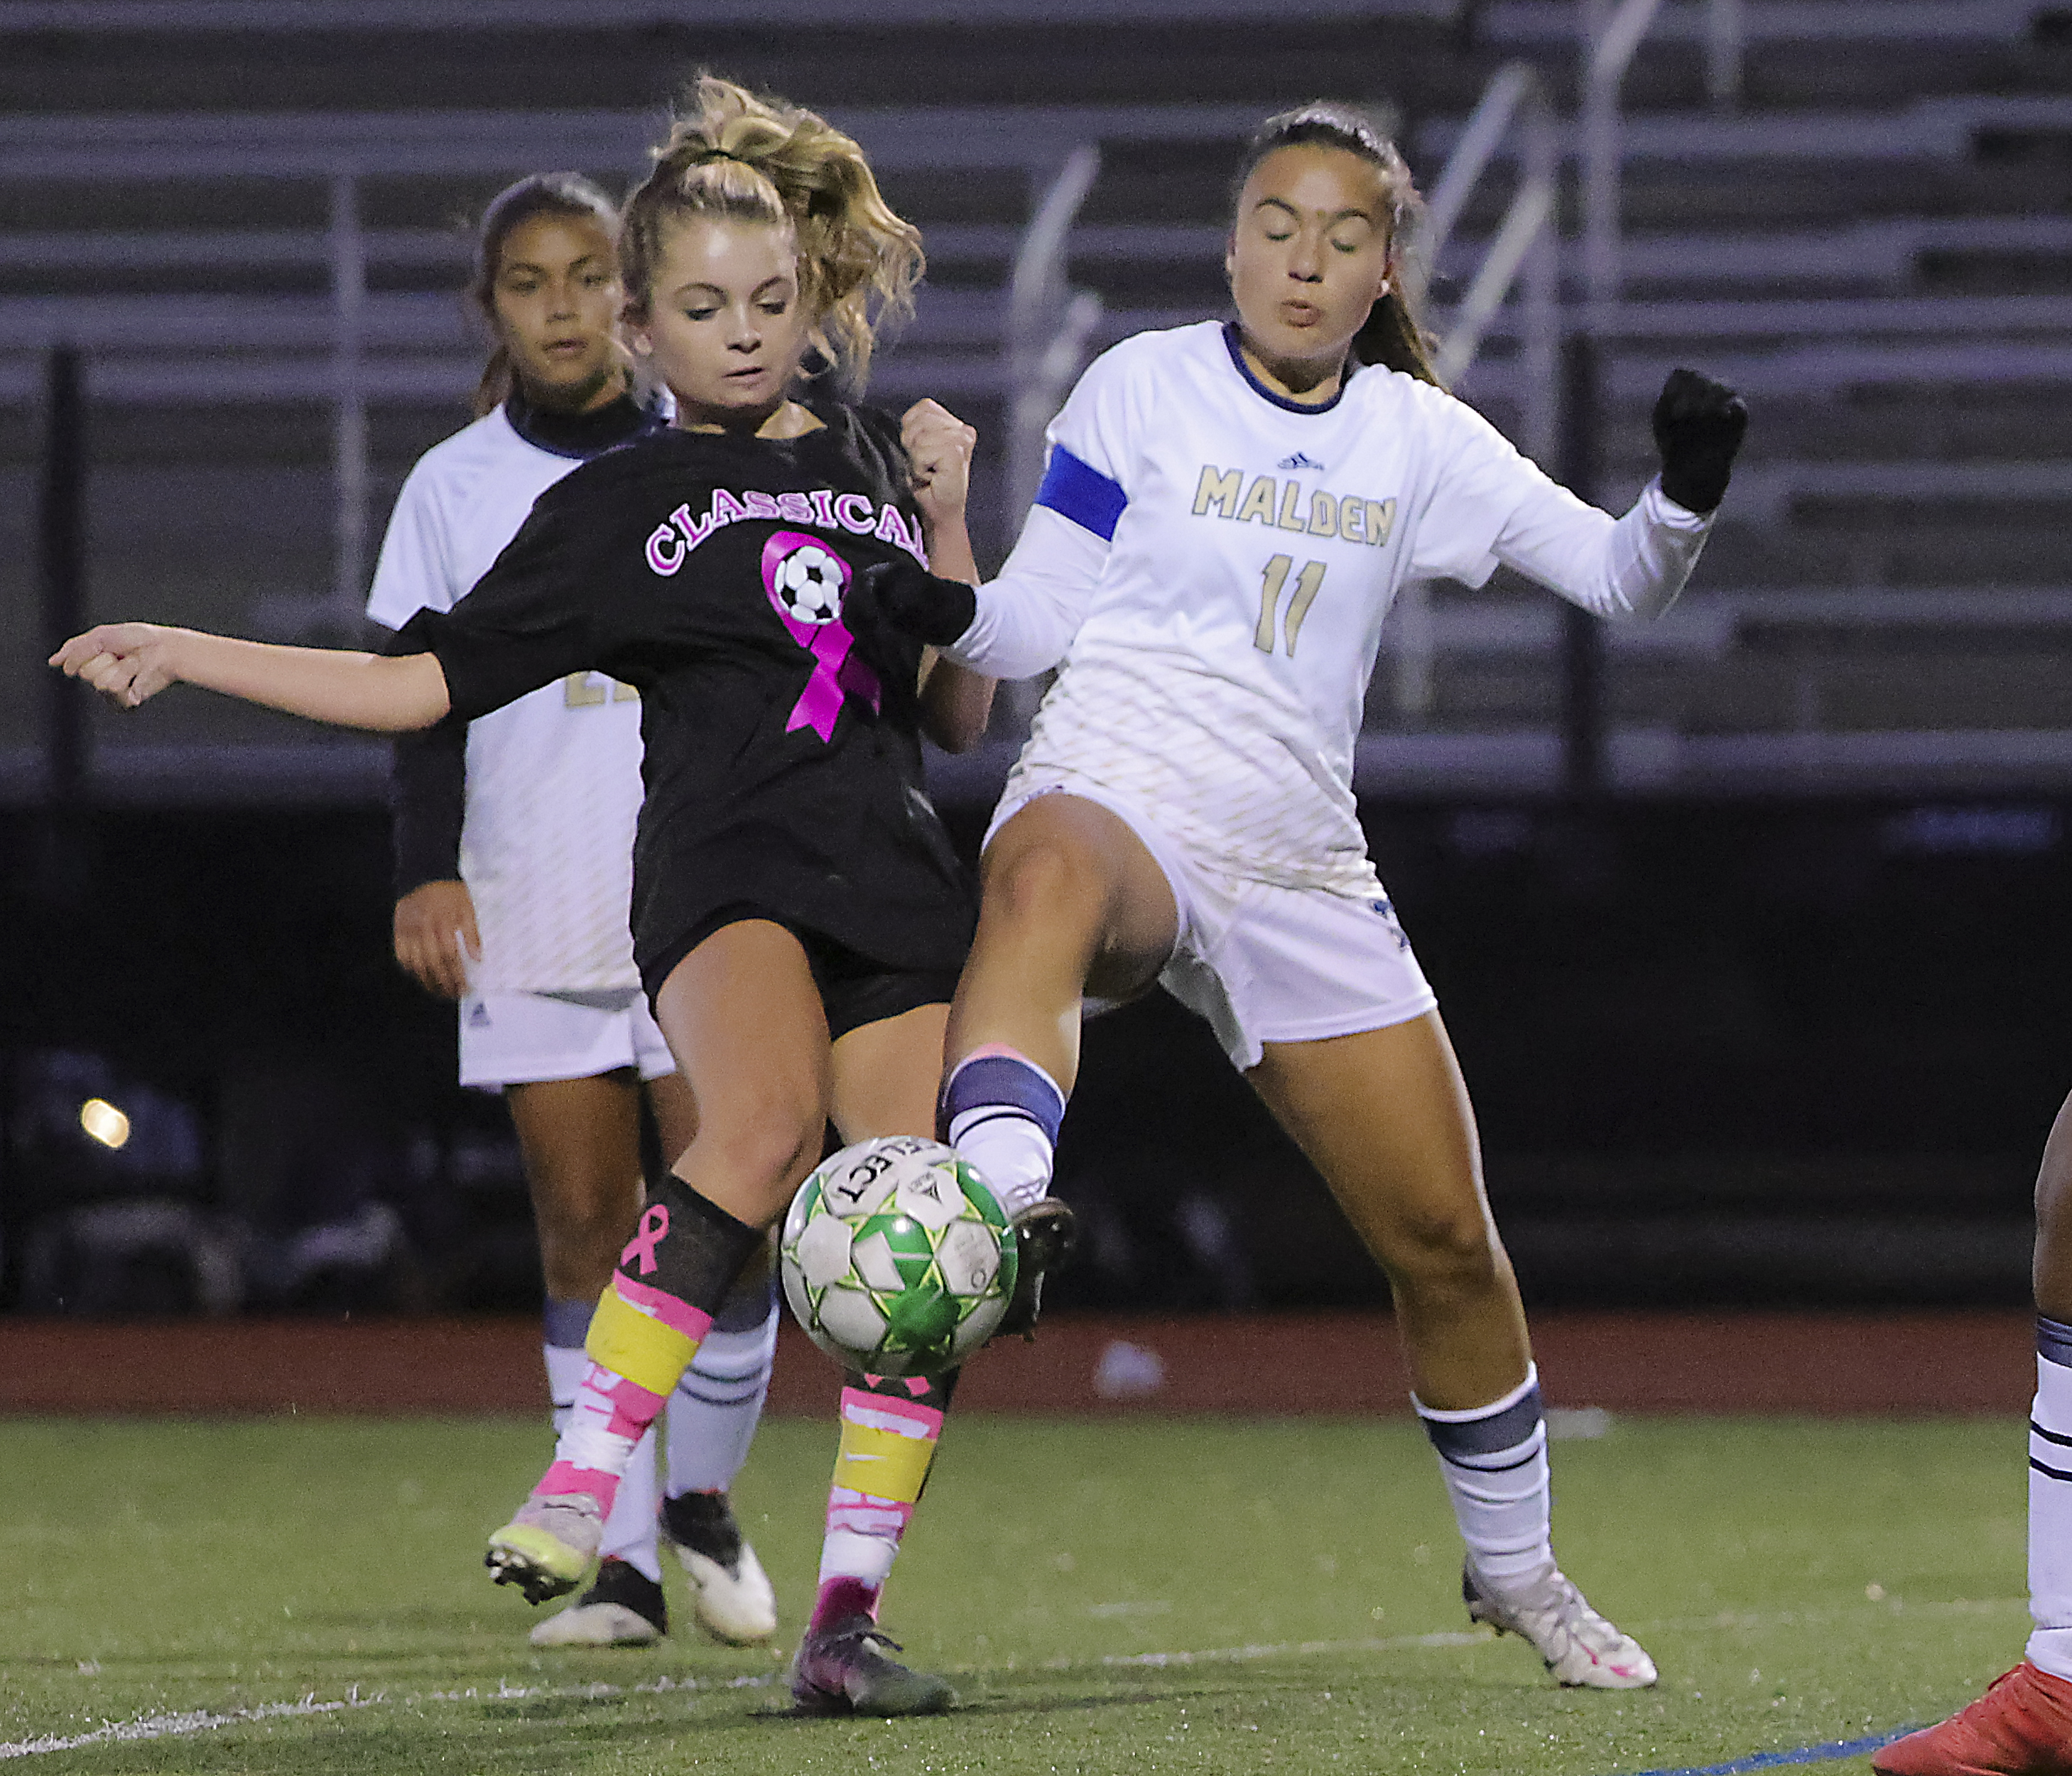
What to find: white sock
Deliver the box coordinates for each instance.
[666,1301,778,1496]
[1415,1366,1553,1588]
[597,1428,663,1583]
[544,1326,661,1583]
[2029,1318,2072,1679]
[940,1046,1065,1218]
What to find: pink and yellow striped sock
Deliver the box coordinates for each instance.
[536,1271,715,1516]
[809,1376,948,1631]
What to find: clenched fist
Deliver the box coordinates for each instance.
[901,398,978,531]
[1651,367,1748,515]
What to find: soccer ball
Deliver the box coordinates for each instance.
[779,1135,1018,1377]
[772,542,847,624]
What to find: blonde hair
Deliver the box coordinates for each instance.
[621,74,923,390]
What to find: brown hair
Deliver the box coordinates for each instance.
[620,74,923,391]
[1231,102,1442,387]
[467,172,621,416]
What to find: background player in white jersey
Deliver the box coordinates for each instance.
[367,172,777,1651]
[918,103,1748,1689]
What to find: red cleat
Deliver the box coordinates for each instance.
[1875,1662,2072,1775]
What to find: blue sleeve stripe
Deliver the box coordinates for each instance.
[1034,445,1127,541]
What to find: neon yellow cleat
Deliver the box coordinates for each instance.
[486,1494,602,1605]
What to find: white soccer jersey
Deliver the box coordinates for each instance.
[367,405,646,994]
[955,320,1711,894]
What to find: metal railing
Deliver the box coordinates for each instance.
[1005,146,1105,529]
[0,105,1265,641]
[1582,0,1666,316]
[1393,60,1559,719]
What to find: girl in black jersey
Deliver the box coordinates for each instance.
[56,77,998,1716]
[375,172,783,1653]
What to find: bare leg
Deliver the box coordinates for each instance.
[830,1002,951,1142]
[2037,1089,2072,1321]
[651,920,832,1229]
[1873,1090,2072,1769]
[943,794,1178,1085]
[801,997,966,1712]
[1247,1011,1653,1686]
[506,1071,647,1303]
[644,1068,700,1183]
[1246,1012,1529,1410]
[489,924,834,1603]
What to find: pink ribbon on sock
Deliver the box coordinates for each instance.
[620,1203,668,1276]
[761,531,881,742]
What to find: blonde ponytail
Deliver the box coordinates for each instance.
[621,74,923,391]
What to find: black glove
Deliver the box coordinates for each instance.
[862,557,978,649]
[1651,367,1748,514]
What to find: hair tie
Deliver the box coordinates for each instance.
[690,146,742,166]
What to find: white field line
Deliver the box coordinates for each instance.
[0,1671,776,1761]
[0,1596,2029,1759]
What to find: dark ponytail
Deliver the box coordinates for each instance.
[1231,102,1443,388]
[467,172,621,416]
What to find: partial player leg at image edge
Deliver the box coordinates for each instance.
[1872,1334,2072,1770]
[787,1370,958,1716]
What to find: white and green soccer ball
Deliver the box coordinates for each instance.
[779,1135,1018,1377]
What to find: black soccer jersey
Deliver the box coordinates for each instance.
[396,402,977,995]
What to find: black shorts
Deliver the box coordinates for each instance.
[643,904,961,1043]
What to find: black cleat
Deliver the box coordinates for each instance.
[994,1198,1078,1342]
[788,1614,955,1716]
[527,1555,668,1647]
[659,1490,778,1643]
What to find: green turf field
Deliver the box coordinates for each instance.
[0,1412,2022,1774]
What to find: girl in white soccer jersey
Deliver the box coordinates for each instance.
[366,172,778,1651]
[921,102,1748,1690]
[56,77,1006,1718]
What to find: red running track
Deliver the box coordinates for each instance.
[0,1310,2035,1417]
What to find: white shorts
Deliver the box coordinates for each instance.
[986,779,1438,1072]
[457,988,676,1091]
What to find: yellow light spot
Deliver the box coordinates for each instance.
[80,1099,130,1149]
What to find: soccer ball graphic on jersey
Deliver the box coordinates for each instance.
[779,1135,1017,1377]
[770,541,848,624]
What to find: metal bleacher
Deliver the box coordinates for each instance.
[1,0,2068,801]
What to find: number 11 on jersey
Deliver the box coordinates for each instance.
[1255,555,1326,657]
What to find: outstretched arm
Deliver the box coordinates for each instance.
[50,623,451,730]
[1493,367,1747,622]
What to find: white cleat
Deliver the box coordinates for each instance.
[661,1490,779,1645]
[1464,1560,1659,1689]
[528,1599,663,1647]
[678,1539,779,1645]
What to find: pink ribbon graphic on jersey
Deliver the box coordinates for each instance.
[620,1204,668,1276]
[761,530,881,742]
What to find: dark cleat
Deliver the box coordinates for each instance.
[994,1198,1078,1342]
[788,1615,955,1717]
[528,1555,668,1647]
